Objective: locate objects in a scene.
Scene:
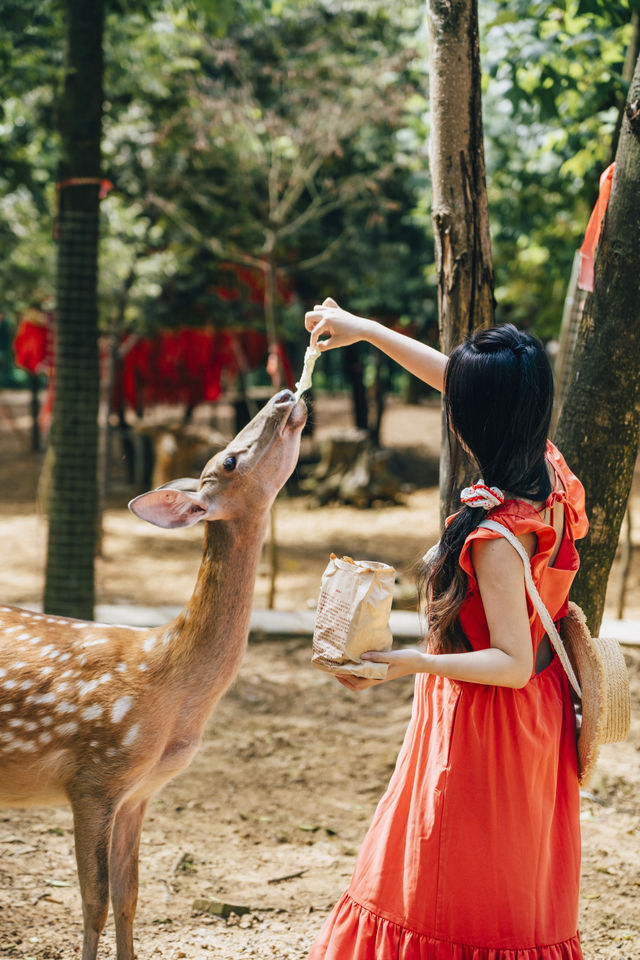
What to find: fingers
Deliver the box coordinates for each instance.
[323,297,338,308]
[335,674,373,691]
[361,650,392,663]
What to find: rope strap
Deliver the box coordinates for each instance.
[479,519,582,698]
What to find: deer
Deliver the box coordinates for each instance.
[0,388,307,960]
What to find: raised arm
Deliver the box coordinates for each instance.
[305,297,447,393]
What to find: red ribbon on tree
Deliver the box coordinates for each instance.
[578,163,615,293]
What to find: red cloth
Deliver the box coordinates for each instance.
[114,328,290,410]
[578,163,615,292]
[309,441,587,960]
[14,319,48,374]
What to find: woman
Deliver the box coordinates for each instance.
[304,298,587,960]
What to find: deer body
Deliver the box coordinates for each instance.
[0,390,306,960]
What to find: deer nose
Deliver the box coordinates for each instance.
[274,389,295,404]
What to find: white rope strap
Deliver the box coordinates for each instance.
[479,519,582,698]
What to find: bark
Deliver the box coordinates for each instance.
[554,51,640,635]
[609,11,640,164]
[427,0,495,520]
[44,0,104,619]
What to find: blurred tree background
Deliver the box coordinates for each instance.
[1,0,639,616]
[3,0,637,371]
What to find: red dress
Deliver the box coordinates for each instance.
[308,442,588,960]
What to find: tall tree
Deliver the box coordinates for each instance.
[44,0,105,619]
[554,50,640,634]
[427,0,495,518]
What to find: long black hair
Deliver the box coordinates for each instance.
[420,323,554,653]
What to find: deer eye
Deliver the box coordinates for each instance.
[223,455,237,472]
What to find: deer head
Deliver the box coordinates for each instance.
[129,389,306,529]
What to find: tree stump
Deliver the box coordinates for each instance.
[303,429,403,507]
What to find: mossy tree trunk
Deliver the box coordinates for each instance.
[426,0,495,521]
[555,52,640,635]
[44,0,104,619]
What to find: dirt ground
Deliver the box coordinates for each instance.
[0,390,639,959]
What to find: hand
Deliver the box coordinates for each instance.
[304,297,372,352]
[335,647,429,692]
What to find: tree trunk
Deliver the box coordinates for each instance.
[44,0,104,619]
[342,343,369,433]
[554,51,640,635]
[427,0,495,520]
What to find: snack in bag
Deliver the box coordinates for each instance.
[312,554,395,680]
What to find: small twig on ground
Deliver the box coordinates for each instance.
[267,868,309,884]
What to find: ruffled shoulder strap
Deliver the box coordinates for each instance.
[545,440,589,540]
[458,501,556,588]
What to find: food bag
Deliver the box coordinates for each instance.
[312,554,395,680]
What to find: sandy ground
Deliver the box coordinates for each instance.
[0,390,639,959]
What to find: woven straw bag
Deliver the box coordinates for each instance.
[480,519,631,786]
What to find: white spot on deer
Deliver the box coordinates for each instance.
[59,653,72,663]
[72,622,88,630]
[19,679,34,691]
[139,662,148,672]
[5,626,19,635]
[8,718,23,728]
[28,635,42,644]
[116,662,127,673]
[0,668,6,678]
[16,633,31,642]
[0,703,12,712]
[81,704,103,722]
[97,673,112,686]
[32,615,44,622]
[112,696,133,724]
[162,630,173,646]
[3,679,17,690]
[56,682,70,693]
[106,747,117,757]
[0,732,15,743]
[40,666,54,676]
[59,669,73,679]
[13,662,28,670]
[39,730,52,744]
[23,721,38,732]
[57,721,78,736]
[77,679,99,697]
[46,618,58,624]
[39,645,58,658]
[81,637,108,649]
[35,692,56,706]
[142,634,156,653]
[55,701,76,715]
[122,723,140,748]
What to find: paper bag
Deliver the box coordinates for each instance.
[312,554,395,680]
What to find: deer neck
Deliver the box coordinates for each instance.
[168,514,268,683]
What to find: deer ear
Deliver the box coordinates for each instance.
[129,482,209,529]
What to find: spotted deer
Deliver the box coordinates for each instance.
[0,389,306,960]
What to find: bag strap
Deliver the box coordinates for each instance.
[478,519,582,698]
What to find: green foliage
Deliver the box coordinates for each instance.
[482,0,636,337]
[1,0,638,356]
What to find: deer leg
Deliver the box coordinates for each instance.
[109,798,148,960]
[70,796,115,960]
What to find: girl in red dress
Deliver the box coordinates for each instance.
[303,298,586,960]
